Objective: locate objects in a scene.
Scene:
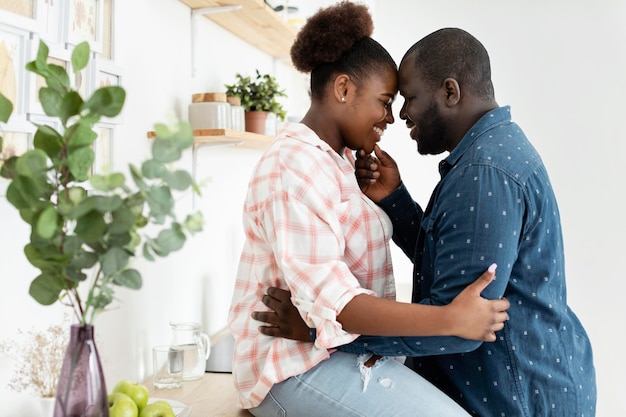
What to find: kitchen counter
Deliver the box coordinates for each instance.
[146,372,251,417]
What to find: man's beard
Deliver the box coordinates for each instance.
[417,101,448,156]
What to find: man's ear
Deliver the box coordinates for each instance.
[333,74,352,103]
[442,78,461,106]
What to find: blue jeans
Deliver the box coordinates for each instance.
[249,351,470,417]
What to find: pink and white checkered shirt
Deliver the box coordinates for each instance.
[228,123,396,409]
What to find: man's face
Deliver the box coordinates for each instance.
[398,56,449,155]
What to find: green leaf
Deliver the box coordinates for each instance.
[124,192,146,215]
[152,123,175,139]
[66,121,98,150]
[70,194,122,219]
[82,86,126,118]
[69,250,98,270]
[75,210,106,242]
[39,87,63,117]
[146,185,174,221]
[90,172,125,191]
[0,155,16,179]
[68,146,94,181]
[101,247,130,277]
[184,211,204,234]
[151,122,193,163]
[141,159,166,179]
[69,195,99,218]
[107,232,132,248]
[109,206,135,234]
[46,64,71,93]
[63,235,84,253]
[0,93,13,122]
[59,91,83,125]
[164,169,193,190]
[24,243,64,272]
[24,41,50,77]
[113,268,142,289]
[154,224,186,255]
[33,124,64,160]
[130,164,148,191]
[93,195,124,212]
[29,272,66,305]
[71,42,90,72]
[69,186,88,203]
[142,243,155,261]
[6,176,45,209]
[152,137,182,163]
[65,267,88,283]
[14,149,48,178]
[36,205,59,239]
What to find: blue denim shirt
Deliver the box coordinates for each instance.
[339,106,597,417]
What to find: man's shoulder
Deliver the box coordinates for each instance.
[471,125,543,173]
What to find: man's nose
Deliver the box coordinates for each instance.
[399,102,407,120]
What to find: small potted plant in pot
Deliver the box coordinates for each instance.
[224,69,287,134]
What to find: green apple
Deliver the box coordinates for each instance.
[139,401,176,417]
[113,380,150,411]
[108,392,139,417]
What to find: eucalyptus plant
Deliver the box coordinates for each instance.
[224,69,287,121]
[0,41,203,325]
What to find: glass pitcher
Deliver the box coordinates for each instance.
[169,321,211,380]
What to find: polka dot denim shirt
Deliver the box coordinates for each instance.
[339,106,596,417]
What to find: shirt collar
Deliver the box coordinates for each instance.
[278,122,334,153]
[443,106,512,173]
[278,122,353,169]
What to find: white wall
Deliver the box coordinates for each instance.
[0,0,624,415]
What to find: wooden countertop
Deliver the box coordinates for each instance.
[146,372,252,417]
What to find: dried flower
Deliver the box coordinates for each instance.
[0,317,70,398]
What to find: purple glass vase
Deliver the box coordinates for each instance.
[54,324,109,417]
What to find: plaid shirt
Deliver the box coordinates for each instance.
[228,123,396,409]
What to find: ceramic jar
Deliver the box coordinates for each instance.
[227,96,245,131]
[188,92,231,130]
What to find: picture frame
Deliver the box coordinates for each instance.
[0,0,36,19]
[36,0,67,44]
[0,22,31,125]
[0,0,40,32]
[0,128,31,196]
[64,0,103,54]
[101,0,112,59]
[92,122,113,175]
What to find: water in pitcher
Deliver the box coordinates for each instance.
[170,322,211,381]
[180,343,205,380]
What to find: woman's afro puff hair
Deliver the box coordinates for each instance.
[290,1,374,73]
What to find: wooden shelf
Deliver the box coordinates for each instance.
[180,0,297,59]
[147,129,275,150]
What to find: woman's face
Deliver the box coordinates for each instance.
[341,68,397,154]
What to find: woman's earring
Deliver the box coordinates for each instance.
[341,97,345,102]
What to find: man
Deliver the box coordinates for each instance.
[256,28,596,416]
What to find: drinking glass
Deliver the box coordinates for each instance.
[152,345,184,389]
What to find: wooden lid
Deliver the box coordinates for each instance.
[192,92,227,103]
[226,96,241,106]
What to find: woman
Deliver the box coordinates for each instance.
[227,2,509,416]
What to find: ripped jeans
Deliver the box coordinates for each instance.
[249,351,470,417]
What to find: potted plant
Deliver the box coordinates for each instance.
[0,40,203,416]
[224,69,287,134]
